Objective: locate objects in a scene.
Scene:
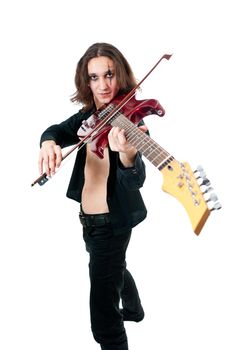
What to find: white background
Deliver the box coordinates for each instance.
[0,0,232,349]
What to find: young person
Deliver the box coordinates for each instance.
[38,42,147,350]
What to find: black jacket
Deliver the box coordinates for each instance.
[40,109,147,233]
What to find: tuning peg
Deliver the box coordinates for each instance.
[211,202,222,211]
[202,178,211,186]
[201,185,214,194]
[195,170,206,179]
[197,177,211,187]
[206,193,218,202]
[194,165,204,173]
[194,165,210,184]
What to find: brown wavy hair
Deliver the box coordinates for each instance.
[70,43,137,111]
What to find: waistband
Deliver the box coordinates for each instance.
[79,208,111,228]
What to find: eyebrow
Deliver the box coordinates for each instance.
[88,67,115,76]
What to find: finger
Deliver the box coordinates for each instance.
[38,152,44,175]
[138,124,148,133]
[108,127,118,151]
[54,146,62,168]
[112,127,126,147]
[48,148,56,175]
[117,129,127,146]
[42,153,51,177]
[111,126,120,139]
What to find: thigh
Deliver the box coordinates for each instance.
[83,225,132,337]
[83,225,131,279]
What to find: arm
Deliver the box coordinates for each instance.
[38,140,62,177]
[117,151,146,191]
[38,111,86,177]
[108,125,147,191]
[40,112,83,148]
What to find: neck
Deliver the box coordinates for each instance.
[111,113,174,169]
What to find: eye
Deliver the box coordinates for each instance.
[106,70,114,78]
[89,74,98,81]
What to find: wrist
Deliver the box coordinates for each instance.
[119,149,137,168]
[42,140,56,147]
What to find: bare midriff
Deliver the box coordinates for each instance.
[81,144,110,214]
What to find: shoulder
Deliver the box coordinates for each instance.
[59,107,94,129]
[67,107,94,123]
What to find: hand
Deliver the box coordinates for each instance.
[38,140,62,176]
[108,126,135,153]
[108,125,148,167]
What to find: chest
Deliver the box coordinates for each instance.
[85,144,110,177]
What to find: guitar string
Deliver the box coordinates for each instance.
[110,112,173,167]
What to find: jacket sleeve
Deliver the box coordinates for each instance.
[116,152,146,191]
[40,111,85,148]
[116,118,149,191]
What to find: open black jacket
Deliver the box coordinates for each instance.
[40,108,147,233]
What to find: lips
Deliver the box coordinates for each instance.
[99,92,111,97]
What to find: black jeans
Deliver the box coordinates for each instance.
[83,222,143,350]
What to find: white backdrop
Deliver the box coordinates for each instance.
[0,0,232,349]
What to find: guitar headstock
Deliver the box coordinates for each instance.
[160,160,221,235]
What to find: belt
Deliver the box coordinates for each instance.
[79,211,111,227]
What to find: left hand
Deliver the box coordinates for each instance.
[108,126,135,153]
[108,125,148,167]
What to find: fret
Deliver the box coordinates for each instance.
[111,113,173,169]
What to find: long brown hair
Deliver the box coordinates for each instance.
[71,43,137,111]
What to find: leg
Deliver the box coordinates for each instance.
[83,224,131,350]
[121,269,144,322]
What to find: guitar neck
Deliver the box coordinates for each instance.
[111,113,174,170]
[111,113,217,236]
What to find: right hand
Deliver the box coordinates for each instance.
[38,140,62,177]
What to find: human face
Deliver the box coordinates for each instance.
[87,56,119,109]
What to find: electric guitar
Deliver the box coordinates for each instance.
[111,113,221,235]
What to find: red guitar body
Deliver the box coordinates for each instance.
[77,94,165,158]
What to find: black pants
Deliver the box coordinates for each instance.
[82,221,143,350]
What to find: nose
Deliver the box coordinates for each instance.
[98,77,108,90]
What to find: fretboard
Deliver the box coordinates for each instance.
[111,113,174,170]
